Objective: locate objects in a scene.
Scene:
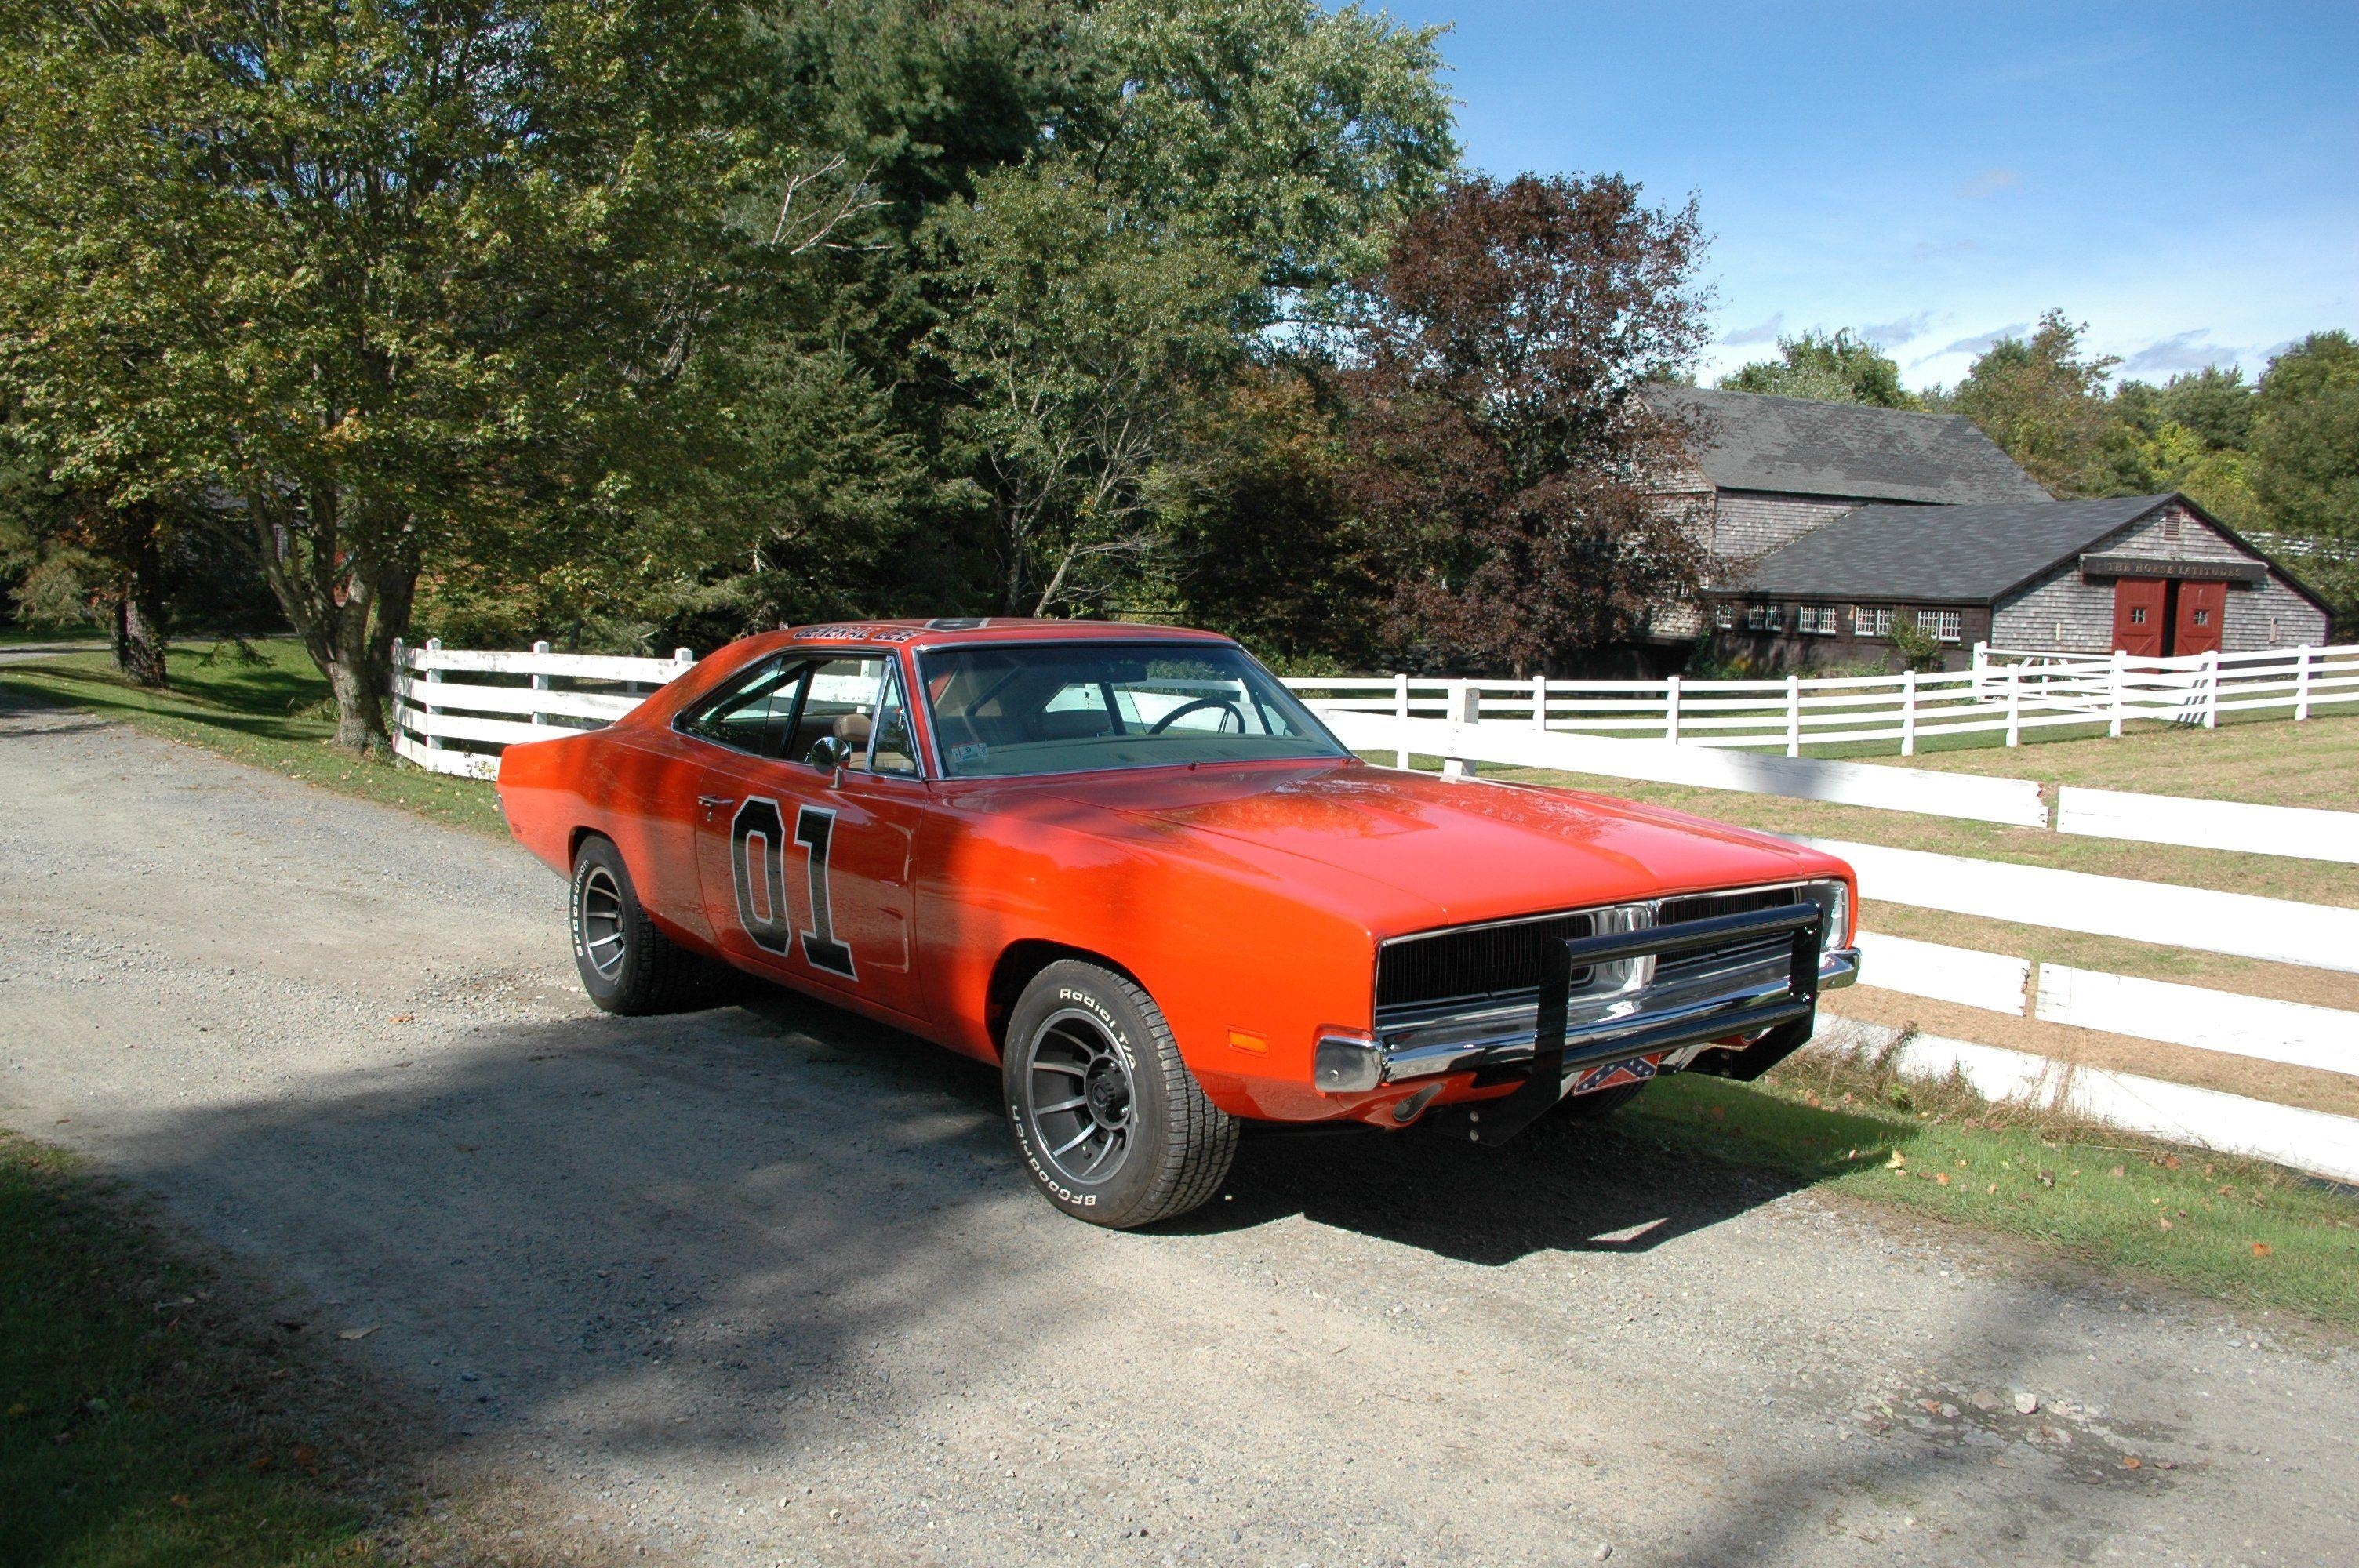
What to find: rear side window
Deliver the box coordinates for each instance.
[676,657,806,757]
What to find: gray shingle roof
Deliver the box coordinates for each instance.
[1736,495,2177,604]
[1654,387,2052,504]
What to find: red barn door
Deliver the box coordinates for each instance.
[2112,579,2167,656]
[2174,581,2224,656]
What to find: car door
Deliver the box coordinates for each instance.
[677,651,925,1021]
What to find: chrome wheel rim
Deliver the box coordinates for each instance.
[576,865,628,979]
[1022,1007,1136,1187]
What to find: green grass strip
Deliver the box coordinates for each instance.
[0,1134,393,1567]
[1627,1070,2359,1330]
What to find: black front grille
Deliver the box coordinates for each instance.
[1377,913,1594,1018]
[1656,887,1802,982]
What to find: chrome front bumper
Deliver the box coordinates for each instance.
[1314,903,1859,1109]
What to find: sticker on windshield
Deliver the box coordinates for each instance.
[949,742,989,764]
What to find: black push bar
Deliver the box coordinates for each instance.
[1466,902,1825,1146]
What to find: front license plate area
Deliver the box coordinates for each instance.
[1567,1052,1665,1097]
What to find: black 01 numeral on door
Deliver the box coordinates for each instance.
[730,797,856,979]
[792,805,857,979]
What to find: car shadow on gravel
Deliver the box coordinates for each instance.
[1193,1107,1805,1265]
[732,978,1804,1268]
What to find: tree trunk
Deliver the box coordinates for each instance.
[245,491,417,756]
[108,517,169,688]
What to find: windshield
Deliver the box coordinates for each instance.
[918,642,1348,779]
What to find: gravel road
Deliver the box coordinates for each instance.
[3,688,2354,1568]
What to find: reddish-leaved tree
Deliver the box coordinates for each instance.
[1338,173,1712,675]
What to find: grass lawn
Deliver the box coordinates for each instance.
[0,640,503,837]
[0,1134,395,1567]
[1627,1064,2359,1333]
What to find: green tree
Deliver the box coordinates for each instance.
[1941,310,2126,497]
[0,0,794,748]
[1721,329,1922,409]
[2251,331,2359,622]
[928,164,1253,615]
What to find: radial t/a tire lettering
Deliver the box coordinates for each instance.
[1002,960,1237,1229]
[569,836,706,1015]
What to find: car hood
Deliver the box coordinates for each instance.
[1023,761,1846,938]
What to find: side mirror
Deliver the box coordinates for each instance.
[806,734,853,775]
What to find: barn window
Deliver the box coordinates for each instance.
[1923,609,1963,643]
[2161,512,2183,543]
[2193,607,2211,627]
[1852,605,1894,637]
[1798,604,1837,635]
[2129,606,2147,626]
[1714,603,1734,630]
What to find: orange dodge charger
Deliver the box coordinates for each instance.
[497,618,1860,1227]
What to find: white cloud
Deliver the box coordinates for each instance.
[1719,312,1785,347]
[1859,310,1936,347]
[1916,322,2030,365]
[2119,328,2237,377]
[1957,168,2021,198]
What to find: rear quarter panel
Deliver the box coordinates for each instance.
[496,729,717,947]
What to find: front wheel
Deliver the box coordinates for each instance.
[1003,960,1237,1228]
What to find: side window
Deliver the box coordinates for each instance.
[676,657,809,758]
[867,664,921,776]
[790,656,889,766]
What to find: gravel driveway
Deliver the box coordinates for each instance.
[2,688,2353,1568]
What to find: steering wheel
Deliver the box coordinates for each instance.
[1148,696,1245,735]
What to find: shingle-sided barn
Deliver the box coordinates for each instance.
[1646,388,2330,671]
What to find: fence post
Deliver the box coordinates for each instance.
[1664,674,1681,744]
[1393,672,1411,769]
[2202,649,2220,729]
[2295,645,2314,721]
[1784,673,1801,757]
[1441,681,1479,779]
[1899,670,1917,757]
[423,637,444,752]
[2005,665,2022,747]
[1532,673,1548,731]
[389,638,405,751]
[1972,640,1988,699]
[2107,649,2128,739]
[674,648,694,668]
[530,639,551,728]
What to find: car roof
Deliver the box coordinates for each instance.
[738,618,1241,658]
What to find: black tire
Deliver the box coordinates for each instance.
[1556,1080,1648,1119]
[569,837,707,1015]
[1002,960,1237,1229]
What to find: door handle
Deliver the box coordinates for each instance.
[696,795,736,809]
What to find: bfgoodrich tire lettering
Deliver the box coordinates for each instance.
[1002,960,1237,1229]
[570,837,707,1015]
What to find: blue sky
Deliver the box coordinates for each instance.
[1376,2,2358,390]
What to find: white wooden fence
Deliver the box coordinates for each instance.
[388,638,695,779]
[1285,641,2359,759]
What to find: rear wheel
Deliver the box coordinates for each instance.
[1003,960,1236,1228]
[570,837,706,1014]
